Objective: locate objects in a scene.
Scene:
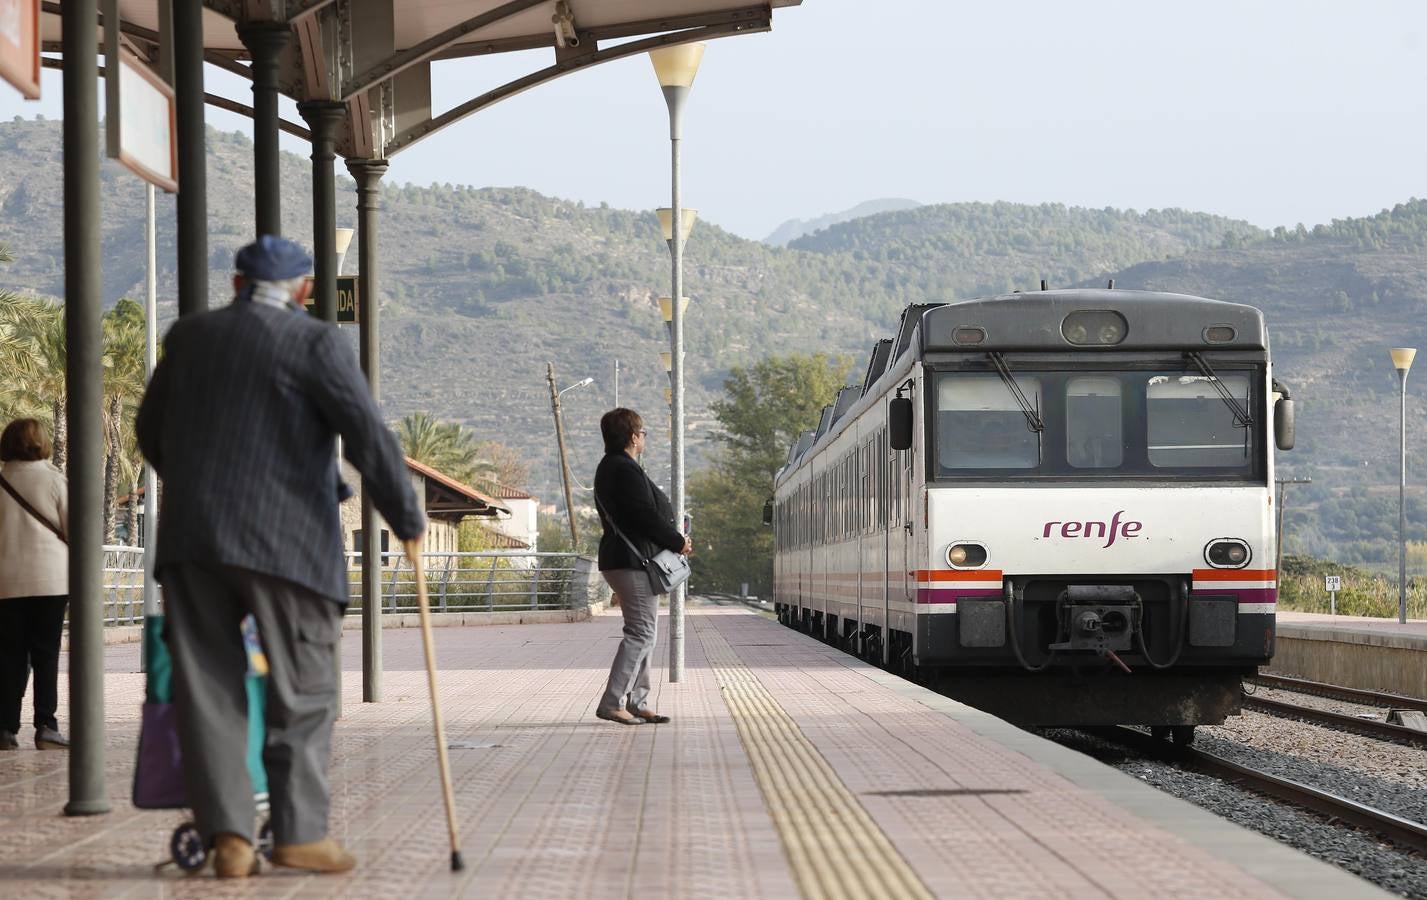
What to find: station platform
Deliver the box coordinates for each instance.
[1270,611,1427,700]
[0,604,1384,899]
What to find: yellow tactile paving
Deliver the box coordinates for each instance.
[697,621,934,900]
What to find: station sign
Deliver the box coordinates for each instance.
[1325,575,1341,593]
[304,275,360,324]
[104,36,178,193]
[0,0,40,99]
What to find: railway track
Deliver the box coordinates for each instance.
[1094,726,1427,856]
[1243,674,1427,747]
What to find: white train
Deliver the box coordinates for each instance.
[768,290,1295,739]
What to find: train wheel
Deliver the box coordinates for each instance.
[1171,726,1196,747]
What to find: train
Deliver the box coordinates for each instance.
[767,289,1295,742]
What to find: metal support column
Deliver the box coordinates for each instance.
[347,158,388,702]
[62,0,110,816]
[299,103,346,322]
[665,86,689,683]
[237,21,290,237]
[173,0,206,316]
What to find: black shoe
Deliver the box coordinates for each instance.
[0,731,17,750]
[628,708,671,724]
[595,708,645,726]
[35,727,69,750]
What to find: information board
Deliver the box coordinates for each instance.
[304,275,360,324]
[0,0,39,99]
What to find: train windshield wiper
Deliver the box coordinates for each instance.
[988,352,1044,433]
[1185,352,1253,428]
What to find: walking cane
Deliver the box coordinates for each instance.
[404,538,465,872]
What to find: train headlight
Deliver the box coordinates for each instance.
[1205,539,1251,568]
[946,543,987,568]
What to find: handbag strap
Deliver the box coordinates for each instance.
[593,487,649,565]
[0,473,67,545]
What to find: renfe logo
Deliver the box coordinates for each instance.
[1042,510,1143,548]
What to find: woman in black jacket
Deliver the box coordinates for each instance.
[593,408,691,725]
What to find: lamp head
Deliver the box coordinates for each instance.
[649,42,705,89]
[660,351,673,372]
[655,208,698,243]
[334,227,355,256]
[1390,347,1417,373]
[658,296,691,322]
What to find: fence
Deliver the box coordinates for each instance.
[99,547,592,625]
[343,551,587,614]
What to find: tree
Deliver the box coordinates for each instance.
[396,411,479,481]
[100,299,147,542]
[689,353,852,596]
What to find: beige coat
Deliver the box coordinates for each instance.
[0,459,69,600]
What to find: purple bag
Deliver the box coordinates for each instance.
[132,702,188,809]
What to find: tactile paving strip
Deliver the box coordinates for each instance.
[698,621,933,900]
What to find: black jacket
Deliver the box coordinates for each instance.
[594,452,684,572]
[136,301,425,603]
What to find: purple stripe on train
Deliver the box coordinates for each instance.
[915,588,1001,604]
[1191,588,1278,603]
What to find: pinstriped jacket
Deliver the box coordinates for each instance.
[136,299,424,603]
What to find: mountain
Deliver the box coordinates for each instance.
[0,118,1421,566]
[762,198,921,246]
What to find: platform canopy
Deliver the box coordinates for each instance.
[39,0,800,158]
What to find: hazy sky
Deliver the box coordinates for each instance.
[5,0,1427,240]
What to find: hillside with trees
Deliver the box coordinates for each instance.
[0,117,1422,572]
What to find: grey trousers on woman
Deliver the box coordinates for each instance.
[598,568,660,714]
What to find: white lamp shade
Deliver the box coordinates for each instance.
[664,388,673,405]
[334,227,355,256]
[660,350,673,371]
[1390,347,1417,372]
[658,296,691,322]
[656,207,698,242]
[649,42,705,89]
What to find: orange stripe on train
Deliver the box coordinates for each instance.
[913,570,1004,582]
[1192,569,1276,582]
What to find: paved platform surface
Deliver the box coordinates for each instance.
[1277,611,1427,646]
[0,605,1384,898]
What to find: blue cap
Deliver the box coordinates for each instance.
[235,235,312,281]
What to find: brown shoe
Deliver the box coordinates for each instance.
[213,833,258,879]
[628,708,671,724]
[595,708,644,725]
[271,837,356,874]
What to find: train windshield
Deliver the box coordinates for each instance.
[933,367,1263,480]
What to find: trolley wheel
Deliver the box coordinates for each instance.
[1171,725,1196,747]
[256,818,275,861]
[170,822,207,872]
[1149,726,1171,743]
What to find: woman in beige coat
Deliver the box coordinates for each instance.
[0,419,70,750]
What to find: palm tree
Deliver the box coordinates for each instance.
[100,301,147,543]
[1,298,66,465]
[396,411,479,482]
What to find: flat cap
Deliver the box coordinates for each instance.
[235,235,312,281]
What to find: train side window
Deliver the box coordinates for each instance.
[1066,376,1123,468]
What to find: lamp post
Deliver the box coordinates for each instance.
[1391,347,1417,623]
[547,364,594,548]
[335,226,354,276]
[650,41,704,684]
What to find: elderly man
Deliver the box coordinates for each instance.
[137,236,425,878]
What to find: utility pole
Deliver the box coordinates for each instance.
[613,358,620,409]
[1275,476,1312,575]
[547,362,580,547]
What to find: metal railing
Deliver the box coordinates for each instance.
[102,545,147,627]
[98,547,591,625]
[343,551,585,613]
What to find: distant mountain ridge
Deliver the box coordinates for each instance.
[762,198,921,246]
[0,118,1421,565]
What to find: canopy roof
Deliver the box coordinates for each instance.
[41,0,802,158]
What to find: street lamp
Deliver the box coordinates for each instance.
[546,365,594,548]
[1391,347,1417,623]
[650,41,704,684]
[334,226,354,276]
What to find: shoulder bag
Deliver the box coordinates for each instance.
[594,485,690,595]
[0,473,67,545]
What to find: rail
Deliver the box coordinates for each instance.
[99,547,592,625]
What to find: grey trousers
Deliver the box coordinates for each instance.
[598,568,659,714]
[163,563,341,846]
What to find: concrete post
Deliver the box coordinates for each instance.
[174,0,206,316]
[237,22,290,237]
[347,158,388,702]
[62,0,110,816]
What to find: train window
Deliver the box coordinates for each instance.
[1066,376,1123,468]
[1146,375,1251,468]
[936,374,1041,469]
